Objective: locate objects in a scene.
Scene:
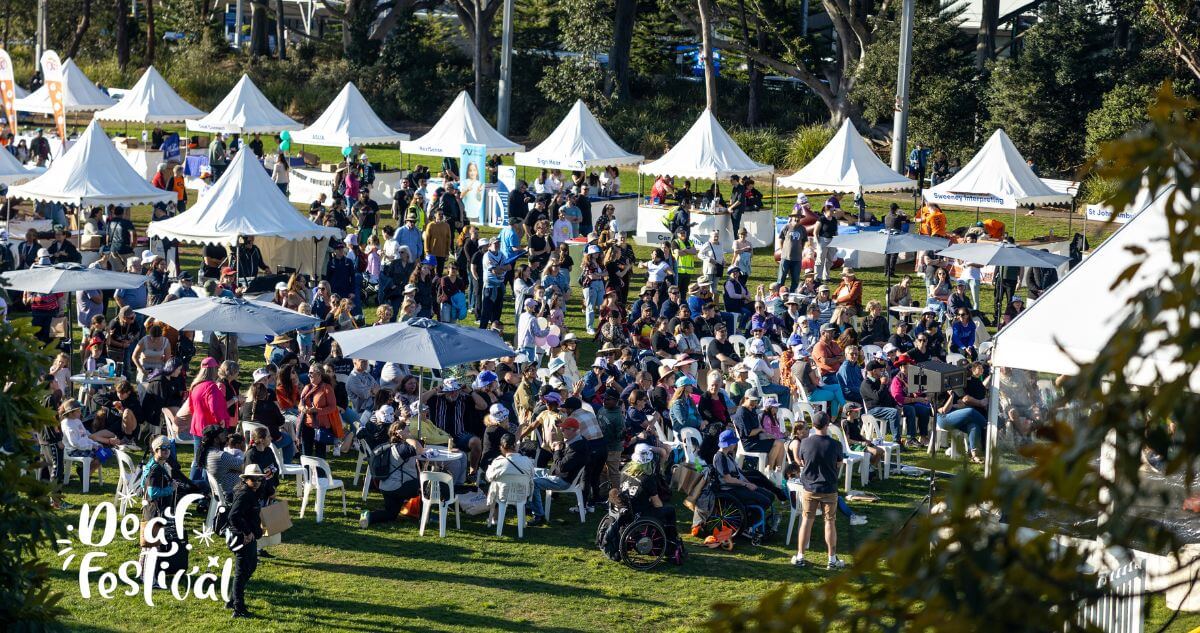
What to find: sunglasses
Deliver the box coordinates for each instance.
[916,337,928,342]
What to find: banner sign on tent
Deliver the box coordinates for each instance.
[0,49,17,138]
[1085,203,1134,225]
[498,165,516,192]
[460,143,486,221]
[161,133,181,163]
[927,189,1006,208]
[39,51,66,144]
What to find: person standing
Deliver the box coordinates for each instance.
[813,205,839,284]
[209,133,229,180]
[225,464,267,618]
[792,412,845,569]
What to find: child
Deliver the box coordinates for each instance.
[733,228,753,277]
[49,353,71,394]
[365,235,383,283]
[296,303,315,361]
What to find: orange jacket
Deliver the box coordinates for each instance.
[300,382,338,429]
[922,210,947,237]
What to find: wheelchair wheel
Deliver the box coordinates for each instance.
[619,518,668,571]
[703,494,746,538]
[595,512,618,550]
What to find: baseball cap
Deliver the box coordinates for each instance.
[201,357,219,368]
[252,367,271,382]
[674,375,697,388]
[883,343,899,354]
[524,298,539,310]
[221,266,236,276]
[489,403,509,421]
[36,247,50,258]
[631,443,655,464]
[440,378,461,392]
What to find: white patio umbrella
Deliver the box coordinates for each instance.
[828,230,951,320]
[937,241,1070,324]
[0,263,147,367]
[134,296,319,337]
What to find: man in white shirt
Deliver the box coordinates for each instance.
[699,230,727,283]
[484,433,535,523]
[516,298,549,365]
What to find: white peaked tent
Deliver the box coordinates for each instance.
[777,119,914,192]
[291,82,409,147]
[186,75,302,134]
[991,184,1200,390]
[15,59,116,114]
[93,66,206,124]
[7,120,175,206]
[639,109,773,180]
[514,100,643,169]
[401,91,523,157]
[0,145,40,185]
[147,149,341,276]
[926,129,1072,209]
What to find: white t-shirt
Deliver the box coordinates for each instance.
[646,259,672,283]
[552,218,573,245]
[957,261,982,282]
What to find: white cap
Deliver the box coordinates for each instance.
[631,443,655,464]
[489,403,509,421]
[252,367,271,382]
[36,247,50,258]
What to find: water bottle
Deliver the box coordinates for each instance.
[107,363,114,378]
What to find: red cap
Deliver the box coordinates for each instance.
[201,357,219,368]
[558,418,580,431]
[221,267,236,276]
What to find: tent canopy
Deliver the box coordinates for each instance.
[514,100,643,170]
[639,109,773,180]
[992,184,1200,389]
[926,129,1073,209]
[186,74,302,134]
[777,119,914,193]
[401,91,524,157]
[147,149,341,275]
[15,59,116,114]
[291,82,409,147]
[0,144,39,185]
[7,120,176,206]
[93,66,206,124]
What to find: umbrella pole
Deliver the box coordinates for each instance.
[886,268,893,330]
[975,206,980,223]
[1068,199,1075,235]
[994,265,1003,328]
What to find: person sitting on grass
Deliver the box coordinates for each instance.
[360,421,424,529]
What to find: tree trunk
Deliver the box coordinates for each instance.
[2,0,12,49]
[606,0,636,100]
[144,0,156,66]
[451,0,500,112]
[65,0,93,60]
[737,0,758,126]
[115,0,129,69]
[250,2,270,58]
[697,0,717,113]
[473,0,482,106]
[274,0,286,58]
[976,0,999,69]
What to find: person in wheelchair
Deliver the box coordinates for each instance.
[712,429,782,538]
[597,443,685,569]
[619,443,679,545]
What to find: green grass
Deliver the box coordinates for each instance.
[13,130,1148,631]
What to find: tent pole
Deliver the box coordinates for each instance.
[994,265,1003,327]
[771,175,777,216]
[975,206,980,223]
[1068,199,1075,235]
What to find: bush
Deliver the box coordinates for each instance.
[1085,83,1155,159]
[785,124,834,169]
[730,126,788,168]
[1080,174,1119,205]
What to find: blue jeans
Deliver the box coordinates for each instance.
[902,403,932,439]
[189,436,203,480]
[584,281,604,331]
[868,406,902,439]
[808,384,846,417]
[531,475,571,517]
[274,433,296,465]
[936,407,986,453]
[777,259,802,292]
[482,285,504,326]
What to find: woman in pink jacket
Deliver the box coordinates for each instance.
[889,355,932,446]
[187,357,233,478]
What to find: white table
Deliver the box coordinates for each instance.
[889,305,927,321]
[419,447,467,484]
[70,373,119,388]
[635,206,734,246]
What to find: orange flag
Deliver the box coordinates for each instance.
[39,50,65,143]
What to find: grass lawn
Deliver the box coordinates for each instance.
[13,131,1161,631]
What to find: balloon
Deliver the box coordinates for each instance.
[280,130,292,142]
[342,146,353,158]
[534,336,548,348]
[545,334,560,348]
[280,139,291,152]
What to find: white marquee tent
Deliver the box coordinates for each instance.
[991,183,1200,389]
[0,144,40,185]
[15,59,115,114]
[777,119,914,193]
[514,100,642,170]
[186,74,302,135]
[639,109,773,180]
[926,129,1073,209]
[291,82,409,147]
[93,66,206,124]
[401,91,523,157]
[147,149,341,276]
[7,120,175,206]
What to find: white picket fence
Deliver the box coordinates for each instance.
[1076,561,1145,633]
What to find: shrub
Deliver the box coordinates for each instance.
[785,124,834,169]
[1080,174,1119,205]
[730,126,788,168]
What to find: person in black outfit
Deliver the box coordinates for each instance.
[619,443,680,546]
[529,418,589,526]
[232,237,271,278]
[47,227,81,263]
[882,203,905,276]
[225,465,267,618]
[507,181,533,222]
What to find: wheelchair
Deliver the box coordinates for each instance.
[595,507,686,571]
[700,476,779,546]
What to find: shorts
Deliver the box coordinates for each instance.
[453,432,478,449]
[801,489,838,518]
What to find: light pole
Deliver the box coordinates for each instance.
[890,0,915,175]
[497,0,514,134]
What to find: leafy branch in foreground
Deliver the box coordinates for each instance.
[707,84,1200,633]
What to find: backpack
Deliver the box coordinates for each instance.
[598,507,626,561]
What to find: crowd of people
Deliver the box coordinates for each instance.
[6,129,1077,616]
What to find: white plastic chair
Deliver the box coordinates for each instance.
[793,381,829,414]
[241,421,269,444]
[354,438,373,500]
[299,456,346,523]
[728,334,748,360]
[930,423,968,460]
[828,424,868,492]
[492,472,532,538]
[860,413,900,478]
[270,442,307,498]
[544,467,587,523]
[678,427,703,465]
[114,449,141,515]
[205,471,226,530]
[418,471,460,538]
[785,479,805,545]
[733,425,772,480]
[63,449,102,493]
[653,418,681,450]
[777,407,797,434]
[861,344,884,360]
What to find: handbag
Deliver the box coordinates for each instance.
[94,446,114,464]
[314,427,337,445]
[260,500,293,536]
[49,316,69,339]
